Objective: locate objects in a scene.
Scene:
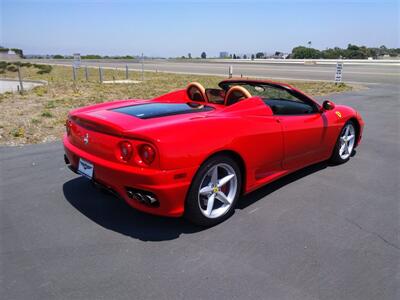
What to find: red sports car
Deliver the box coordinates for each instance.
[63,79,364,226]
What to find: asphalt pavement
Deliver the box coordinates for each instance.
[1,75,399,299]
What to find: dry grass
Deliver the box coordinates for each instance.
[0,63,354,145]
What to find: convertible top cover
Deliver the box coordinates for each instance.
[111,102,214,119]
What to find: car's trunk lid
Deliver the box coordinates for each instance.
[67,101,217,161]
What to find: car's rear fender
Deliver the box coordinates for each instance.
[153,114,284,192]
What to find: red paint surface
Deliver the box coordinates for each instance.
[64,79,364,217]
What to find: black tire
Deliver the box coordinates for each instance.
[330,120,356,165]
[184,155,242,227]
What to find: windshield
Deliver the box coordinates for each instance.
[220,81,319,114]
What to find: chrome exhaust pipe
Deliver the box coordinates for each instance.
[126,188,159,207]
[145,195,158,205]
[133,192,146,203]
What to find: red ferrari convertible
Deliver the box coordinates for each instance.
[63,79,364,226]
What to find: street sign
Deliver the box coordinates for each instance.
[335,62,343,83]
[73,53,81,68]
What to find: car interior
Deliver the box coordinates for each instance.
[186,81,319,115]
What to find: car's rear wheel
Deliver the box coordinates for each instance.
[330,121,356,164]
[184,155,242,226]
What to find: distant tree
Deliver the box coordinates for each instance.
[388,48,400,57]
[291,46,321,59]
[367,48,379,58]
[117,55,134,59]
[188,53,192,59]
[307,41,312,48]
[11,48,24,58]
[251,54,255,60]
[345,44,368,59]
[82,54,102,59]
[321,47,345,59]
[347,44,360,51]
[233,54,237,59]
[243,54,247,59]
[181,55,186,59]
[255,52,265,59]
[201,52,207,59]
[53,55,64,59]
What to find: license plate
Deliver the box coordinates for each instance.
[78,158,94,179]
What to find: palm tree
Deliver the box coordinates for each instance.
[307,41,312,48]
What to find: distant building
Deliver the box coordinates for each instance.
[0,49,19,60]
[219,51,229,58]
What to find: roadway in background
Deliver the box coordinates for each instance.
[29,59,400,85]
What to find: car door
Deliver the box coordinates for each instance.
[260,86,328,170]
[279,112,327,170]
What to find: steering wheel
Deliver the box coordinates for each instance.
[186,82,207,102]
[224,85,252,106]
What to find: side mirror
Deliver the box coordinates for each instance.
[322,100,335,111]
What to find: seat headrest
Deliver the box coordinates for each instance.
[186,82,207,102]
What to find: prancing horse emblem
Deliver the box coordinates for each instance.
[83,133,89,145]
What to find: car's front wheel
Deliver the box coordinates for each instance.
[184,155,242,226]
[330,121,357,164]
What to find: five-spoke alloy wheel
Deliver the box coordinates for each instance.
[331,121,357,164]
[185,155,241,226]
[198,163,237,219]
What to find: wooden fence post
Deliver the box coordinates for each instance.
[72,66,77,81]
[99,67,103,83]
[85,66,89,81]
[17,66,24,93]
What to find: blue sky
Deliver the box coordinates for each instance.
[1,0,399,56]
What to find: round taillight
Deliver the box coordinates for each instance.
[139,144,156,165]
[119,141,133,162]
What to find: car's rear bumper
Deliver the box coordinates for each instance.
[63,135,198,217]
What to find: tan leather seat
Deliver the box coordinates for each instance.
[224,86,252,106]
[186,82,207,102]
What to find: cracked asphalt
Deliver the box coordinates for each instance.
[1,83,399,299]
